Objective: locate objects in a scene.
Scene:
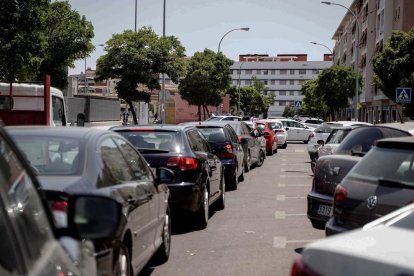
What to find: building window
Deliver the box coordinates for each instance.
[280,69,287,75]
[279,91,286,96]
[289,91,294,96]
[263,70,268,75]
[279,101,286,106]
[263,80,268,85]
[290,69,295,75]
[271,70,276,75]
[245,70,252,75]
[297,91,302,96]
[299,69,306,75]
[312,69,319,74]
[280,80,286,85]
[245,80,252,85]
[270,80,275,85]
[299,80,305,85]
[290,80,295,85]
[256,70,261,75]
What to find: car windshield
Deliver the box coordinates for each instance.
[335,127,410,155]
[117,130,181,153]
[11,135,83,176]
[347,147,414,187]
[206,117,222,121]
[197,127,227,142]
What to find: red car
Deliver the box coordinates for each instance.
[255,120,278,155]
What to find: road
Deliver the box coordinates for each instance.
[139,142,324,276]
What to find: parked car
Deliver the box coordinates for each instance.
[7,126,174,276]
[264,119,288,148]
[277,118,314,143]
[0,126,122,276]
[243,121,267,153]
[226,121,265,171]
[255,120,278,155]
[181,122,245,190]
[292,202,414,276]
[326,136,414,236]
[206,115,242,122]
[298,117,324,128]
[111,124,225,229]
[307,121,372,160]
[307,125,411,230]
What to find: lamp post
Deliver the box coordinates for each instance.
[310,41,333,54]
[218,27,250,53]
[161,0,166,124]
[322,1,359,121]
[237,62,245,115]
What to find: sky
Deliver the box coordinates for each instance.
[68,0,353,75]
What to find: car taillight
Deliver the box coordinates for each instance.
[51,200,68,212]
[167,157,198,170]
[334,184,348,202]
[217,143,234,159]
[291,256,319,276]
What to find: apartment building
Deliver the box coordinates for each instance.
[332,0,414,123]
[230,54,332,117]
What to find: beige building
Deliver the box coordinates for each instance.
[332,0,414,123]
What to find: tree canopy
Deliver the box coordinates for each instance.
[0,0,94,88]
[373,27,414,116]
[301,79,327,118]
[179,49,233,121]
[301,65,361,120]
[96,27,186,124]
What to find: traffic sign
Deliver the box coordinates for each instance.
[293,100,302,109]
[396,87,411,103]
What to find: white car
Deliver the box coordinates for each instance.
[263,119,288,148]
[277,118,314,143]
[291,203,414,276]
[206,115,241,122]
[307,121,372,159]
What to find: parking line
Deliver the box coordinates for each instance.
[278,183,309,187]
[294,149,305,153]
[273,237,315,248]
[280,175,310,178]
[276,195,306,201]
[274,211,306,219]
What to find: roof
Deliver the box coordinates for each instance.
[181,121,232,128]
[375,136,414,150]
[110,124,193,132]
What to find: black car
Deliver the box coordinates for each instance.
[0,126,122,276]
[7,126,173,276]
[307,125,412,230]
[182,122,245,189]
[111,125,225,229]
[326,136,414,236]
[226,121,264,172]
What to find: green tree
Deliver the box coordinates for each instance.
[373,28,414,117]
[315,65,361,120]
[179,49,233,121]
[0,0,94,88]
[301,79,327,119]
[282,105,295,117]
[96,27,186,124]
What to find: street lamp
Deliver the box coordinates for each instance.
[310,41,333,55]
[322,1,359,121]
[161,0,166,124]
[218,27,250,53]
[237,62,245,115]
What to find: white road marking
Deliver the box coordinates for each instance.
[273,237,316,248]
[280,175,310,178]
[276,195,306,201]
[274,211,306,219]
[278,183,309,187]
[294,149,305,153]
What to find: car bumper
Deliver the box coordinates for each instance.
[167,182,202,213]
[325,217,348,236]
[223,163,236,180]
[276,135,286,145]
[307,191,333,224]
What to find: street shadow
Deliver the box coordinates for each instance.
[170,208,218,235]
[138,266,154,276]
[294,247,304,254]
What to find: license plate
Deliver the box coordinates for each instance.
[317,205,332,216]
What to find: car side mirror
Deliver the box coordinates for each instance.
[66,195,122,240]
[285,127,289,131]
[317,140,325,146]
[156,167,175,184]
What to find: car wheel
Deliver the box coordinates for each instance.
[311,219,326,230]
[195,186,209,229]
[244,152,251,172]
[311,158,317,173]
[267,146,274,156]
[227,167,239,190]
[215,174,225,210]
[238,162,245,182]
[113,243,131,276]
[282,142,287,149]
[273,142,278,154]
[153,207,171,264]
[256,150,265,167]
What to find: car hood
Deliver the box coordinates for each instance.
[302,227,414,275]
[37,175,93,193]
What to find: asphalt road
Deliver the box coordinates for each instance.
[139,142,324,276]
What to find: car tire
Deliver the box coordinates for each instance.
[311,219,326,230]
[238,163,245,182]
[215,174,225,211]
[153,207,171,264]
[113,243,131,276]
[227,167,239,190]
[256,150,265,167]
[267,147,273,156]
[244,152,251,172]
[282,142,287,149]
[195,186,209,229]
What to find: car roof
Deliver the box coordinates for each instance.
[110,124,194,132]
[181,121,231,128]
[6,126,113,139]
[375,136,414,150]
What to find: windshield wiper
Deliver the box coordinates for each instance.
[378,178,408,188]
[138,148,169,153]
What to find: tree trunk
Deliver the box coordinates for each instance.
[203,105,210,119]
[127,99,138,125]
[198,105,201,122]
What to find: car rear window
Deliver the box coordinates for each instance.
[117,130,181,152]
[197,127,227,142]
[269,122,282,130]
[315,123,342,133]
[347,147,414,187]
[326,129,351,144]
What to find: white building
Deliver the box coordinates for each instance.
[230,54,332,117]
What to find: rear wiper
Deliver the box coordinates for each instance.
[378,178,408,188]
[138,148,169,153]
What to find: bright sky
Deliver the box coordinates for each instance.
[68,0,353,75]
